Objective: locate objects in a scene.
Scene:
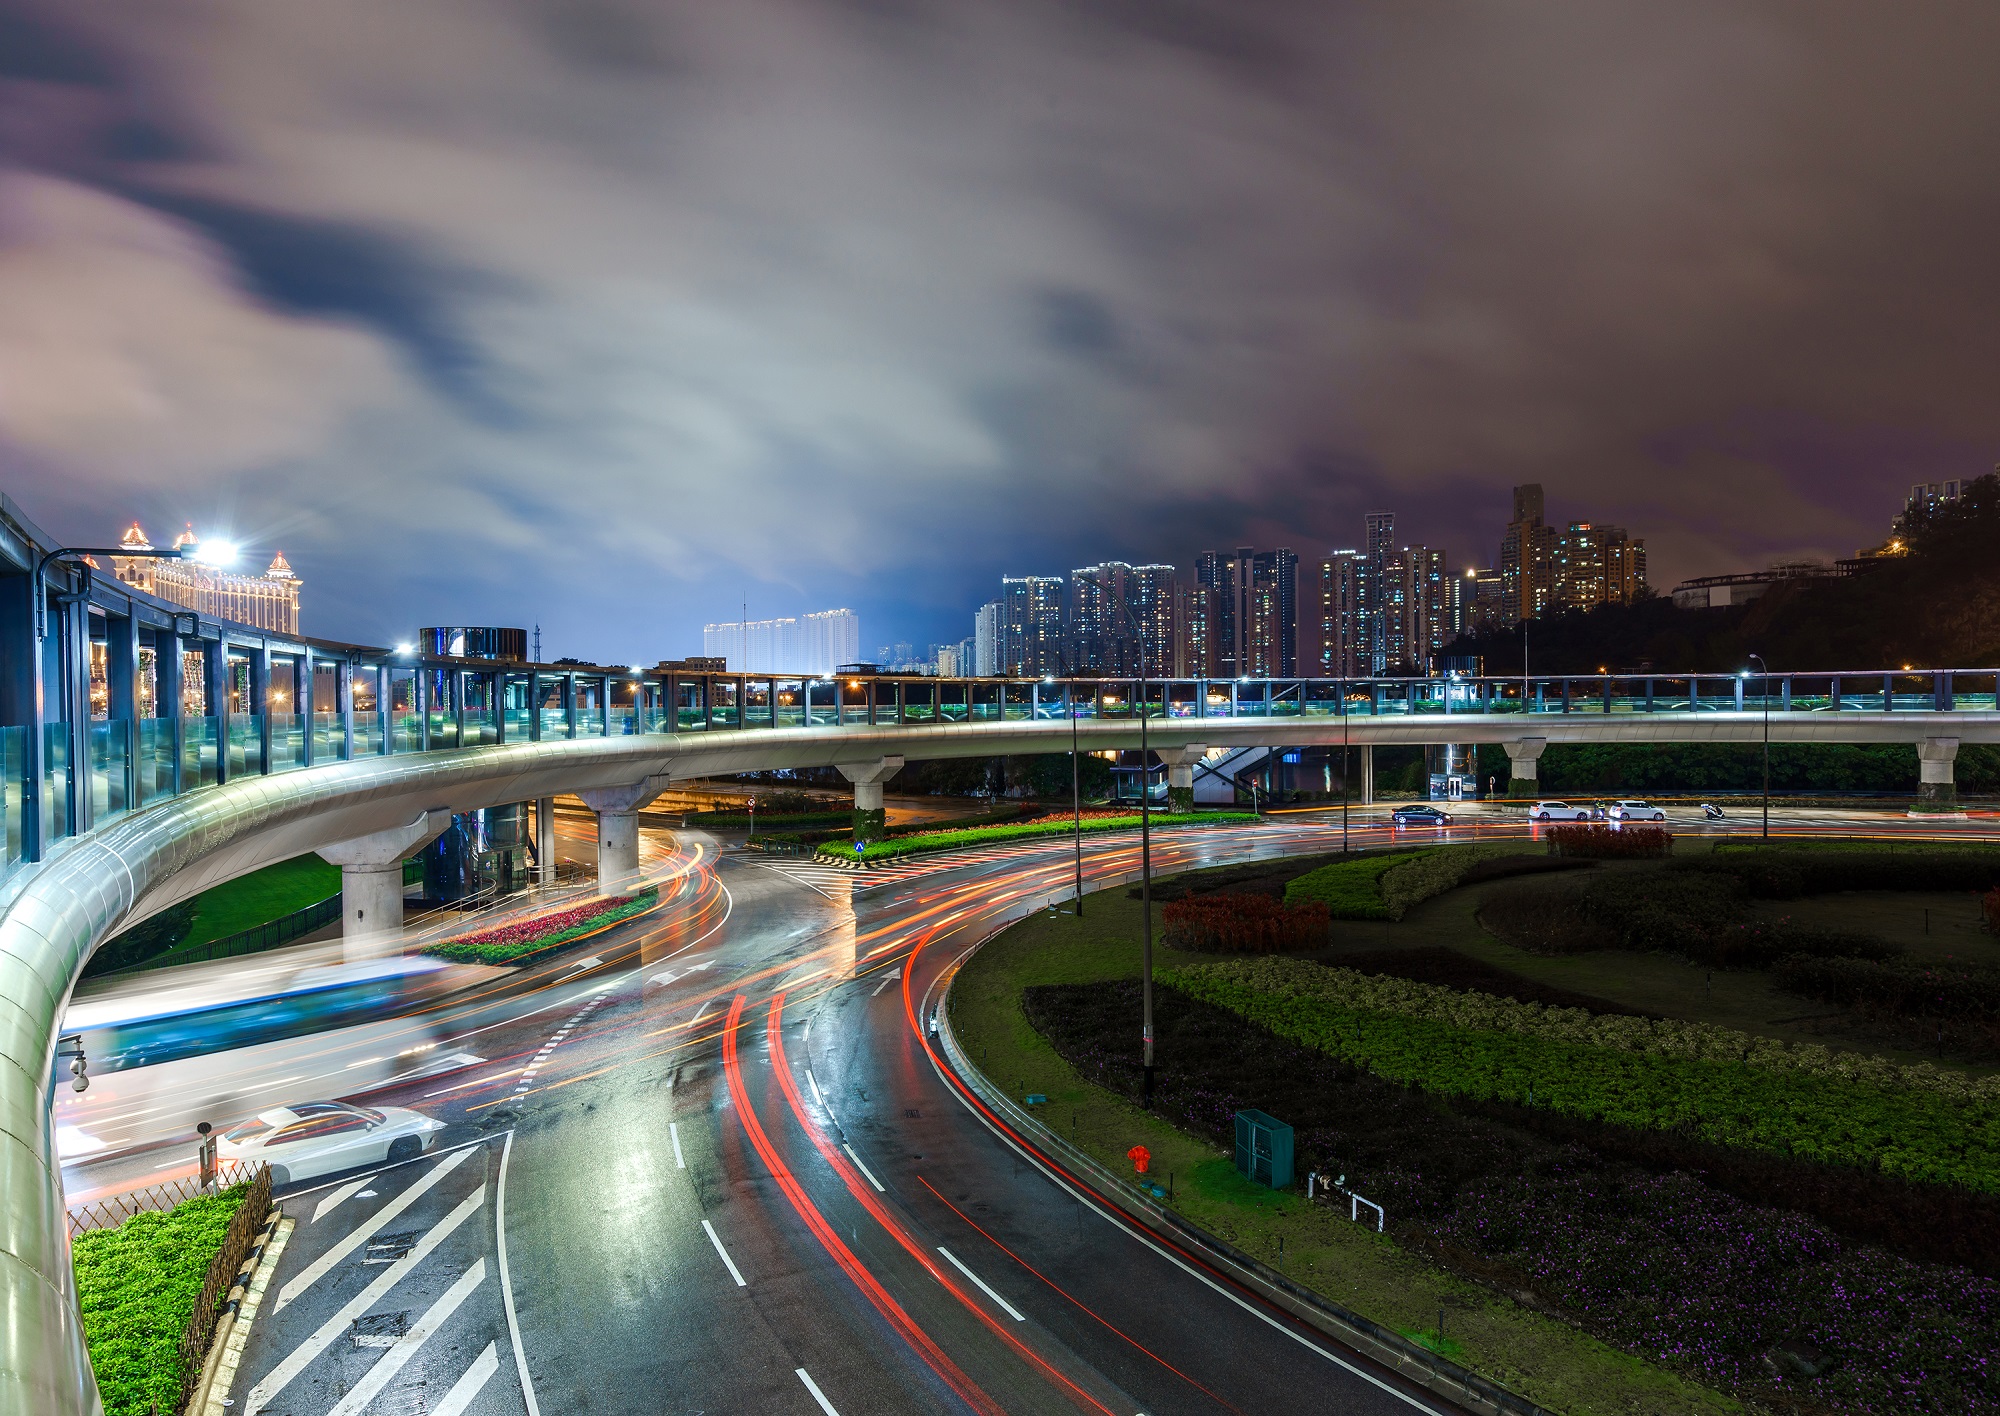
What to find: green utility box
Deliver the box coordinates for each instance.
[1233,1109,1294,1189]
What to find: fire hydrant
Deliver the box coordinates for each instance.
[1128,1144,1151,1175]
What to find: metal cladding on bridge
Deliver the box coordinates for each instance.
[8,504,2000,1412]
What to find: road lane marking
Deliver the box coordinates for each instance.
[275,1146,474,1310]
[871,967,901,996]
[842,1144,886,1193]
[702,1218,746,1286]
[431,1342,500,1416]
[323,1258,488,1416]
[246,1189,483,1414]
[795,1368,841,1414]
[499,1129,543,1416]
[806,1070,826,1108]
[938,1246,1025,1321]
[670,1122,686,1169]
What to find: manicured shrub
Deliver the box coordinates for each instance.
[817,812,1256,863]
[1774,953,2000,1024]
[1161,894,1329,953]
[424,888,658,964]
[75,1187,249,1416]
[1280,852,1406,919]
[1680,847,2000,898]
[1546,823,1673,858]
[1023,978,2000,1413]
[1377,843,1545,917]
[1333,946,1652,1017]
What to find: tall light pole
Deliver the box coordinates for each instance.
[1745,653,1771,839]
[1116,595,1158,1107]
[1341,675,1350,854]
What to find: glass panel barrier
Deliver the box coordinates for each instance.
[0,725,22,885]
[839,678,869,726]
[136,719,176,806]
[712,680,740,730]
[41,722,70,846]
[871,682,899,725]
[744,680,773,728]
[505,707,534,740]
[675,681,706,731]
[390,712,421,753]
[1003,685,1031,720]
[776,681,806,728]
[608,707,636,736]
[904,683,936,723]
[464,707,500,745]
[89,720,131,824]
[227,713,263,776]
[311,711,343,761]
[269,713,305,772]
[428,712,459,750]
[539,708,570,740]
[182,716,218,788]
[937,682,967,723]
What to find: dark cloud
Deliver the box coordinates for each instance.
[3,0,2000,662]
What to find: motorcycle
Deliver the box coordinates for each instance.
[1702,802,1726,820]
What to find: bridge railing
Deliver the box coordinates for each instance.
[9,664,2000,887]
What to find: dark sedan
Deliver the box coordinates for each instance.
[1390,804,1453,827]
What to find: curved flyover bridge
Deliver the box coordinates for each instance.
[4,511,1998,1409]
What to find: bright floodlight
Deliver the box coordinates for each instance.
[395,642,415,655]
[187,538,238,567]
[630,665,644,675]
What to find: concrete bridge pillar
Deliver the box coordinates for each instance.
[1918,737,1960,808]
[318,811,452,961]
[1359,744,1375,806]
[535,796,556,885]
[838,757,905,842]
[1505,737,1547,799]
[576,776,671,891]
[1156,745,1209,813]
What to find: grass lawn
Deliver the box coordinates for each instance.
[949,886,1745,1416]
[183,854,341,946]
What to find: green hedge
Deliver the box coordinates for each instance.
[818,812,1257,863]
[423,888,659,964]
[1282,844,1525,920]
[1163,960,2000,1191]
[75,1186,248,1416]
[1677,846,2000,898]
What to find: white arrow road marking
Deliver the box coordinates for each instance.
[431,1342,500,1416]
[246,1188,484,1414]
[323,1258,487,1416]
[311,1178,368,1224]
[276,1146,474,1310]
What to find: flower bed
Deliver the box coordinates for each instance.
[1161,956,2000,1187]
[424,887,659,965]
[1546,823,1673,857]
[816,812,1256,863]
[1023,977,2000,1414]
[1161,893,1328,953]
[75,1184,252,1416]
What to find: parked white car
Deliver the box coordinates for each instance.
[1530,800,1593,822]
[1607,800,1667,822]
[217,1101,444,1184]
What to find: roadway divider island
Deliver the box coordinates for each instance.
[816,809,1258,864]
[422,887,662,965]
[954,837,2000,1415]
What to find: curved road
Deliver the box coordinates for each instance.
[172,806,1990,1415]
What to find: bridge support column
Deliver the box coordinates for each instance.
[1358,744,1375,806]
[1156,745,1209,813]
[536,796,556,884]
[318,811,452,961]
[1918,737,1960,810]
[577,775,671,891]
[1505,737,1547,800]
[839,757,905,842]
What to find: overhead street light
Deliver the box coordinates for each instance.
[33,537,238,640]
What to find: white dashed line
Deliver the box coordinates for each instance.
[702,1219,746,1286]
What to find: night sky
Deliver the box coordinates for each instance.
[3,2,1999,663]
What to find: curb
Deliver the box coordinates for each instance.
[187,1209,293,1416]
[932,966,1556,1416]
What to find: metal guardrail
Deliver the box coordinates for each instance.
[113,895,343,975]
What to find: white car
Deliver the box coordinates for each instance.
[216,1101,445,1185]
[1530,800,1592,822]
[1607,800,1667,822]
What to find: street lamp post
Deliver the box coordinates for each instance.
[1342,676,1351,854]
[1746,653,1771,839]
[1116,598,1158,1106]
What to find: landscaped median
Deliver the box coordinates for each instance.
[422,887,661,964]
[75,1173,271,1416]
[816,810,1257,864]
[1282,841,1582,920]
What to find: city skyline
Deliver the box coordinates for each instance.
[6,5,2000,665]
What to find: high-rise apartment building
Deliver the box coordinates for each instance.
[1550,522,1647,613]
[1463,567,1504,637]
[1195,547,1298,677]
[1001,575,1065,675]
[802,609,859,674]
[1310,550,1365,676]
[1499,484,1557,626]
[701,608,856,673]
[973,601,1002,676]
